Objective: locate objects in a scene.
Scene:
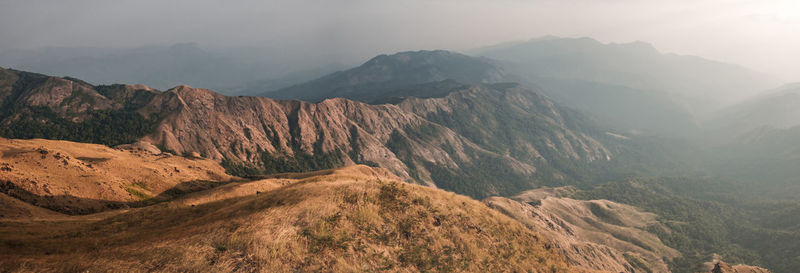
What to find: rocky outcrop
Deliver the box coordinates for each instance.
[700,260,771,273]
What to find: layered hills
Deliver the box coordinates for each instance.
[0,41,791,272]
[0,67,617,198]
[474,36,777,110]
[260,42,774,137]
[0,137,697,273]
[470,37,779,136]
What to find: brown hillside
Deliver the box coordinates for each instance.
[0,165,588,273]
[0,138,233,214]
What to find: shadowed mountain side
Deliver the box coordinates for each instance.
[0,179,235,215]
[0,192,66,220]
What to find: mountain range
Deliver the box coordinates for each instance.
[473,36,778,111]
[0,43,346,95]
[0,66,624,199]
[262,38,777,137]
[1,36,797,272]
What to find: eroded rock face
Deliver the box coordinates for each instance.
[139,86,429,182]
[137,84,611,196]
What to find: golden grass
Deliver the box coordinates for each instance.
[0,137,234,215]
[0,165,585,273]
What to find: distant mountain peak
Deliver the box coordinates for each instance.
[263,50,509,102]
[166,42,203,54]
[364,49,457,64]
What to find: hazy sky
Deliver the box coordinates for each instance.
[1,0,799,81]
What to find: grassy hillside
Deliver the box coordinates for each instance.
[0,165,581,272]
[0,138,233,215]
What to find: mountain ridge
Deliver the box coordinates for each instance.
[0,67,616,198]
[263,50,512,102]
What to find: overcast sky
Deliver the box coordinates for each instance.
[1,0,798,81]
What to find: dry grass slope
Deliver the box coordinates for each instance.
[1,165,587,273]
[0,138,234,215]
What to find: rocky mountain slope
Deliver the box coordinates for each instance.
[0,67,615,198]
[398,82,611,162]
[141,82,612,197]
[0,164,585,272]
